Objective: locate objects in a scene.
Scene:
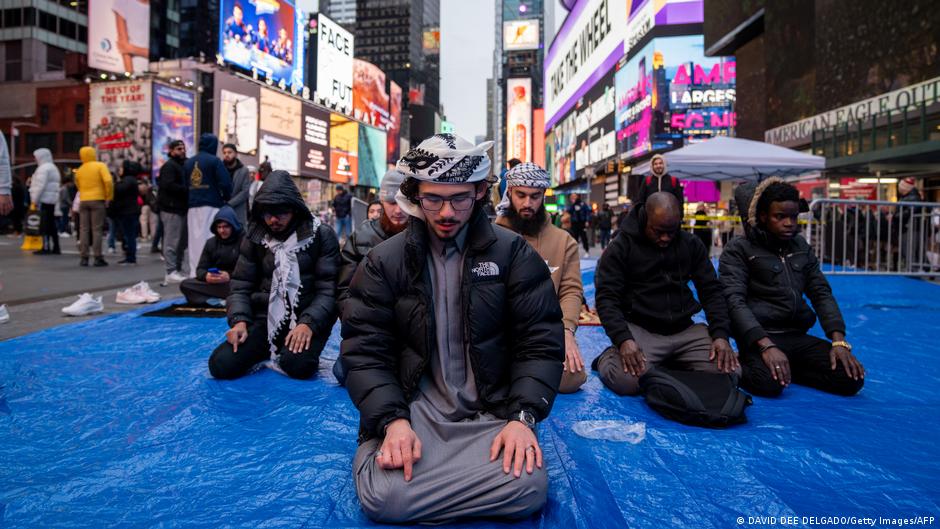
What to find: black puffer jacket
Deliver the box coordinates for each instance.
[195,205,243,281]
[110,161,141,217]
[340,208,564,441]
[157,156,188,214]
[227,171,340,336]
[718,179,845,347]
[595,205,730,348]
[337,218,389,312]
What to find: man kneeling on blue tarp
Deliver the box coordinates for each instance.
[719,179,865,397]
[340,134,563,524]
[179,205,243,305]
[208,170,340,380]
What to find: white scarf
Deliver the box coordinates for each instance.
[261,217,320,354]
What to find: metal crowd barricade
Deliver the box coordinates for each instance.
[808,198,940,276]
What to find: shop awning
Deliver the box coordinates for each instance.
[632,136,825,181]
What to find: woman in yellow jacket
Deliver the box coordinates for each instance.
[75,146,113,266]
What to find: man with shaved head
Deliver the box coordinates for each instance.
[593,192,738,395]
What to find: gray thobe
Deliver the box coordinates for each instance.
[353,226,547,524]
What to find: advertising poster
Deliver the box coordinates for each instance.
[423,27,440,54]
[214,72,260,164]
[300,104,330,179]
[352,59,390,128]
[574,70,616,175]
[329,113,358,184]
[89,80,152,173]
[315,13,354,114]
[218,0,304,87]
[615,35,736,161]
[87,0,151,74]
[260,88,302,138]
[259,133,299,174]
[151,83,196,179]
[549,111,577,185]
[387,81,402,164]
[506,78,532,163]
[503,20,539,51]
[357,124,387,189]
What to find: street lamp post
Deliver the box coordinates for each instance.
[10,121,40,169]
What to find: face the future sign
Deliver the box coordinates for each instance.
[316,13,354,115]
[765,75,940,148]
[545,0,626,131]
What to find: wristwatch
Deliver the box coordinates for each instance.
[514,410,536,429]
[831,340,852,351]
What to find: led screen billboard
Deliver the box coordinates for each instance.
[358,124,387,189]
[151,83,196,179]
[503,20,539,51]
[300,104,330,179]
[214,71,260,167]
[314,13,354,114]
[506,78,532,163]
[615,34,736,161]
[329,113,358,184]
[219,0,305,88]
[352,59,390,129]
[387,81,402,164]
[88,0,151,74]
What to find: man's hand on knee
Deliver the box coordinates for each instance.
[709,338,739,373]
[377,419,422,482]
[226,322,248,352]
[490,421,542,478]
[619,339,646,376]
[285,323,313,353]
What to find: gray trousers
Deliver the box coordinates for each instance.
[353,403,547,524]
[160,211,187,274]
[78,200,106,259]
[597,323,739,396]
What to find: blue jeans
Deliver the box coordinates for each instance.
[115,214,139,262]
[335,215,351,240]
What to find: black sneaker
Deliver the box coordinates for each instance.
[118,259,137,266]
[93,258,108,267]
[33,249,50,255]
[80,257,89,267]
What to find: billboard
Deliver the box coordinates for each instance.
[573,70,616,175]
[214,71,260,165]
[358,124,387,189]
[151,83,196,179]
[258,88,301,174]
[218,0,305,88]
[549,111,577,185]
[545,0,626,130]
[506,78,532,163]
[89,80,152,173]
[300,104,330,179]
[624,0,703,53]
[387,81,402,163]
[503,20,540,51]
[615,35,736,161]
[329,113,358,184]
[87,0,151,74]
[423,27,440,54]
[352,59,390,128]
[315,13,354,114]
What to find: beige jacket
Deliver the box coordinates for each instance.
[497,215,583,332]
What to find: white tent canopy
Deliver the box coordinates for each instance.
[632,136,825,181]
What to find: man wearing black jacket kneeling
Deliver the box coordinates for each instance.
[179,205,243,305]
[594,192,739,395]
[341,134,563,524]
[208,170,339,380]
[719,179,864,397]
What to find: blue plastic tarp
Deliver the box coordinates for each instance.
[1,269,939,528]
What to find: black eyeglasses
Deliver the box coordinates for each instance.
[262,211,291,220]
[416,195,475,211]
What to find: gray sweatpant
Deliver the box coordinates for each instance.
[353,400,547,524]
[160,211,187,275]
[596,322,739,395]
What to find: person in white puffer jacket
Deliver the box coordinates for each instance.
[28,148,61,254]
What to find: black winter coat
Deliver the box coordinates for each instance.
[158,156,188,214]
[110,174,140,217]
[195,205,243,281]
[226,171,340,336]
[340,209,564,441]
[595,205,731,348]
[337,218,389,312]
[718,180,845,347]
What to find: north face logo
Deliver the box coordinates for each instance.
[471,262,500,277]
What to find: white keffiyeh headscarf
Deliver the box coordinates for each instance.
[262,216,320,354]
[395,133,495,220]
[496,162,551,217]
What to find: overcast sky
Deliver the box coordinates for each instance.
[440,0,495,141]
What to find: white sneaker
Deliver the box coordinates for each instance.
[63,293,104,316]
[116,287,147,304]
[131,281,161,303]
[106,247,116,255]
[166,271,187,283]
[59,232,71,238]
[0,304,9,323]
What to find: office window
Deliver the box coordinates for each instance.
[46,46,65,71]
[5,41,22,81]
[62,131,84,153]
[23,7,36,26]
[75,103,85,124]
[59,18,76,39]
[4,8,22,27]
[25,133,57,154]
[40,105,50,125]
[39,10,57,32]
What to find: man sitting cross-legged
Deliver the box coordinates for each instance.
[594,192,739,395]
[341,134,564,524]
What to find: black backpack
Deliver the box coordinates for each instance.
[639,367,751,428]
